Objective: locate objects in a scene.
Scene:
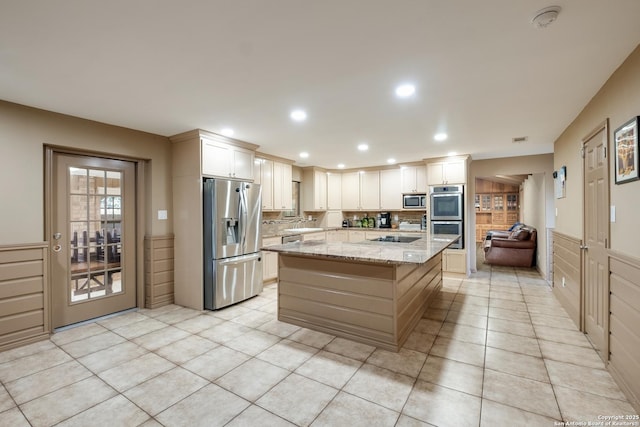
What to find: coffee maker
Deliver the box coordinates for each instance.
[379,212,391,228]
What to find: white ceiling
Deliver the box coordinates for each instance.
[1,1,639,169]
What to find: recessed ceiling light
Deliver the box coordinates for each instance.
[357,143,369,151]
[299,152,309,159]
[395,84,416,98]
[387,158,396,164]
[434,133,448,142]
[290,109,307,122]
[221,128,234,137]
[337,164,345,169]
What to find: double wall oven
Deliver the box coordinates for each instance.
[430,185,464,249]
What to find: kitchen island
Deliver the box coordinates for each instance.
[261,234,458,351]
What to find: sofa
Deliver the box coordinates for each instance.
[483,225,537,267]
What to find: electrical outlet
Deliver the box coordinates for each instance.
[158,210,168,220]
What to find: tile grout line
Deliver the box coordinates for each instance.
[518,268,565,423]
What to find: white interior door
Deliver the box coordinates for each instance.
[582,123,610,360]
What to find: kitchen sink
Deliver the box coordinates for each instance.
[283,228,324,233]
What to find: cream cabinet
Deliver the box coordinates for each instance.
[255,159,274,210]
[262,236,281,283]
[302,168,327,211]
[380,169,402,210]
[327,173,342,210]
[202,138,254,180]
[326,229,348,242]
[348,230,366,242]
[427,160,466,185]
[401,166,427,193]
[442,249,466,273]
[341,171,380,210]
[341,172,360,210]
[302,231,326,241]
[360,171,380,210]
[273,161,293,210]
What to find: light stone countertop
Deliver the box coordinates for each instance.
[261,234,459,265]
[262,227,426,239]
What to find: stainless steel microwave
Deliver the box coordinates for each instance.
[403,194,426,209]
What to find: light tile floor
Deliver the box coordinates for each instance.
[0,266,638,427]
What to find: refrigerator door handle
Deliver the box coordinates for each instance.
[217,253,261,266]
[239,185,248,249]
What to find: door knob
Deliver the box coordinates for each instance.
[579,245,589,250]
[53,232,62,240]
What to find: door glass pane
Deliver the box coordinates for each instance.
[88,169,104,194]
[69,167,87,193]
[68,166,124,303]
[106,171,121,195]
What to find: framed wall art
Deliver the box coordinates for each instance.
[614,116,639,184]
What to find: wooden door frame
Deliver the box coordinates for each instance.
[580,119,610,359]
[44,145,147,331]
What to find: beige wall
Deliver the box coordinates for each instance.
[0,100,172,245]
[554,44,640,257]
[522,173,548,277]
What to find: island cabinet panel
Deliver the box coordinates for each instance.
[277,253,442,352]
[396,258,442,342]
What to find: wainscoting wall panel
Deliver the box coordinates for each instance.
[144,235,174,309]
[551,231,582,328]
[608,251,640,413]
[0,243,50,352]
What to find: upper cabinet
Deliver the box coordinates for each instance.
[360,171,380,210]
[202,138,254,181]
[400,166,427,193]
[255,158,274,210]
[255,156,294,211]
[327,173,341,210]
[380,169,402,210]
[426,158,467,185]
[272,161,293,210]
[302,168,327,211]
[341,172,360,210]
[341,171,380,210]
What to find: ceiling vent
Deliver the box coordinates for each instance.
[531,6,561,29]
[512,136,528,143]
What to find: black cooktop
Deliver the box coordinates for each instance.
[369,235,421,243]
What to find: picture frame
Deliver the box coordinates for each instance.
[614,116,639,184]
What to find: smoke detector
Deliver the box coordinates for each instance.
[531,6,561,29]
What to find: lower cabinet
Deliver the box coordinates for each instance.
[443,249,466,273]
[303,231,326,241]
[348,230,366,242]
[326,230,348,242]
[262,236,281,283]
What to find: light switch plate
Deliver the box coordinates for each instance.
[610,205,616,222]
[158,210,168,220]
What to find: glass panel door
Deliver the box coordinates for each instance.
[52,153,136,328]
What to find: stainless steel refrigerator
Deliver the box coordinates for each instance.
[203,178,263,310]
